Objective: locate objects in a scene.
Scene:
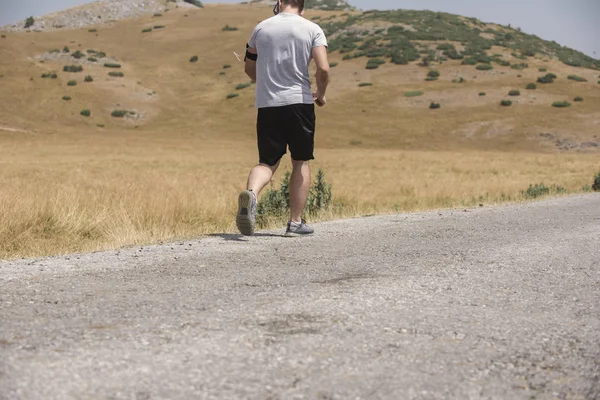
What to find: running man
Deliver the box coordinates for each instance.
[236,0,330,237]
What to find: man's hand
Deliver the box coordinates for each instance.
[312,92,326,107]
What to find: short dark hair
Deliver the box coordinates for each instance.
[282,0,305,12]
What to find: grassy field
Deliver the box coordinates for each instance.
[0,3,599,259]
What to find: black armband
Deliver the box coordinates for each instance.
[244,43,257,62]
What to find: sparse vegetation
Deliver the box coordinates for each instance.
[552,101,571,108]
[96,52,106,58]
[358,82,373,87]
[108,72,124,77]
[366,58,386,69]
[226,93,239,99]
[88,29,97,33]
[500,100,512,106]
[80,109,91,117]
[72,50,85,59]
[84,75,93,82]
[329,62,338,68]
[24,16,35,29]
[50,49,60,53]
[111,110,128,118]
[62,96,71,101]
[41,73,58,79]
[142,28,152,33]
[426,70,440,80]
[88,57,98,62]
[525,83,537,90]
[153,13,163,17]
[508,90,520,96]
[476,64,493,71]
[404,91,424,97]
[67,80,77,86]
[573,97,583,102]
[153,25,166,29]
[63,65,83,73]
[510,63,528,70]
[479,92,486,96]
[235,83,252,90]
[538,67,547,72]
[537,73,557,84]
[104,63,121,69]
[567,75,587,82]
[223,64,231,69]
[63,46,70,53]
[222,25,238,31]
[183,0,204,7]
[522,183,566,199]
[593,172,600,192]
[429,102,440,109]
[190,55,199,63]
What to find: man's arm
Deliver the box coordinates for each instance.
[245,47,257,82]
[312,46,329,107]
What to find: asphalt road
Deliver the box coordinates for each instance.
[1,195,599,400]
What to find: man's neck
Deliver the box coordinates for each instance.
[279,5,301,15]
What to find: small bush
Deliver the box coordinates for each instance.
[87,57,98,62]
[552,101,571,108]
[104,63,121,68]
[358,82,373,87]
[526,83,537,90]
[404,91,424,97]
[183,0,204,7]
[190,55,198,63]
[63,65,83,73]
[153,13,163,17]
[88,29,97,33]
[508,90,520,96]
[538,67,547,72]
[567,75,587,82]
[235,83,252,90]
[593,172,600,192]
[219,71,226,76]
[41,72,58,79]
[222,25,238,31]
[429,102,441,109]
[522,183,566,199]
[462,57,478,65]
[24,16,35,29]
[574,96,584,102]
[479,92,486,96]
[537,73,557,84]
[366,58,385,69]
[67,80,77,86]
[226,93,239,99]
[63,46,70,53]
[153,25,165,29]
[96,52,106,58]
[427,70,440,79]
[80,109,91,117]
[111,110,128,118]
[72,50,85,59]
[510,63,528,70]
[329,62,338,68]
[500,100,512,106]
[84,75,93,82]
[142,28,152,33]
[50,48,60,53]
[62,96,71,101]
[476,64,493,71]
[108,71,124,77]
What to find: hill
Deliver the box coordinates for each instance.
[0,3,599,258]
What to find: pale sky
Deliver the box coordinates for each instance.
[0,0,598,58]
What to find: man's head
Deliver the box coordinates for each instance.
[274,0,305,14]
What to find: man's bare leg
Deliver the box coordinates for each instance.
[247,161,280,195]
[289,160,310,223]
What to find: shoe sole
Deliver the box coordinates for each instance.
[284,230,314,238]
[236,190,254,236]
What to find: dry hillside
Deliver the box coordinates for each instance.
[0,3,599,258]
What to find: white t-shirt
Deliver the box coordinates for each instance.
[248,13,328,109]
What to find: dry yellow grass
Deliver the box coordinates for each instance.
[0,4,599,259]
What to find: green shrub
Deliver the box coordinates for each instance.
[223,64,231,69]
[67,80,77,86]
[226,93,239,99]
[153,13,163,17]
[508,90,520,96]
[256,169,332,227]
[104,63,121,68]
[429,102,441,109]
[574,96,584,102]
[50,49,60,53]
[41,72,58,79]
[358,82,373,87]
[72,50,85,59]
[567,75,587,82]
[63,65,83,73]
[222,25,238,31]
[62,96,71,101]
[219,71,226,76]
[537,73,557,84]
[80,109,91,117]
[142,28,152,33]
[108,71,124,77]
[329,62,338,68]
[111,110,128,118]
[183,0,204,7]
[404,91,424,97]
[84,75,93,82]
[24,16,34,29]
[88,57,98,62]
[427,70,440,79]
[526,82,537,90]
[479,92,486,96]
[500,100,512,106]
[63,46,70,53]
[593,172,600,192]
[538,67,547,72]
[96,52,106,58]
[552,101,571,108]
[235,83,252,90]
[476,64,493,71]
[366,58,385,69]
[190,55,198,63]
[510,63,528,70]
[522,183,566,199]
[462,57,478,65]
[88,29,97,33]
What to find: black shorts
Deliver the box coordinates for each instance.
[257,103,316,166]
